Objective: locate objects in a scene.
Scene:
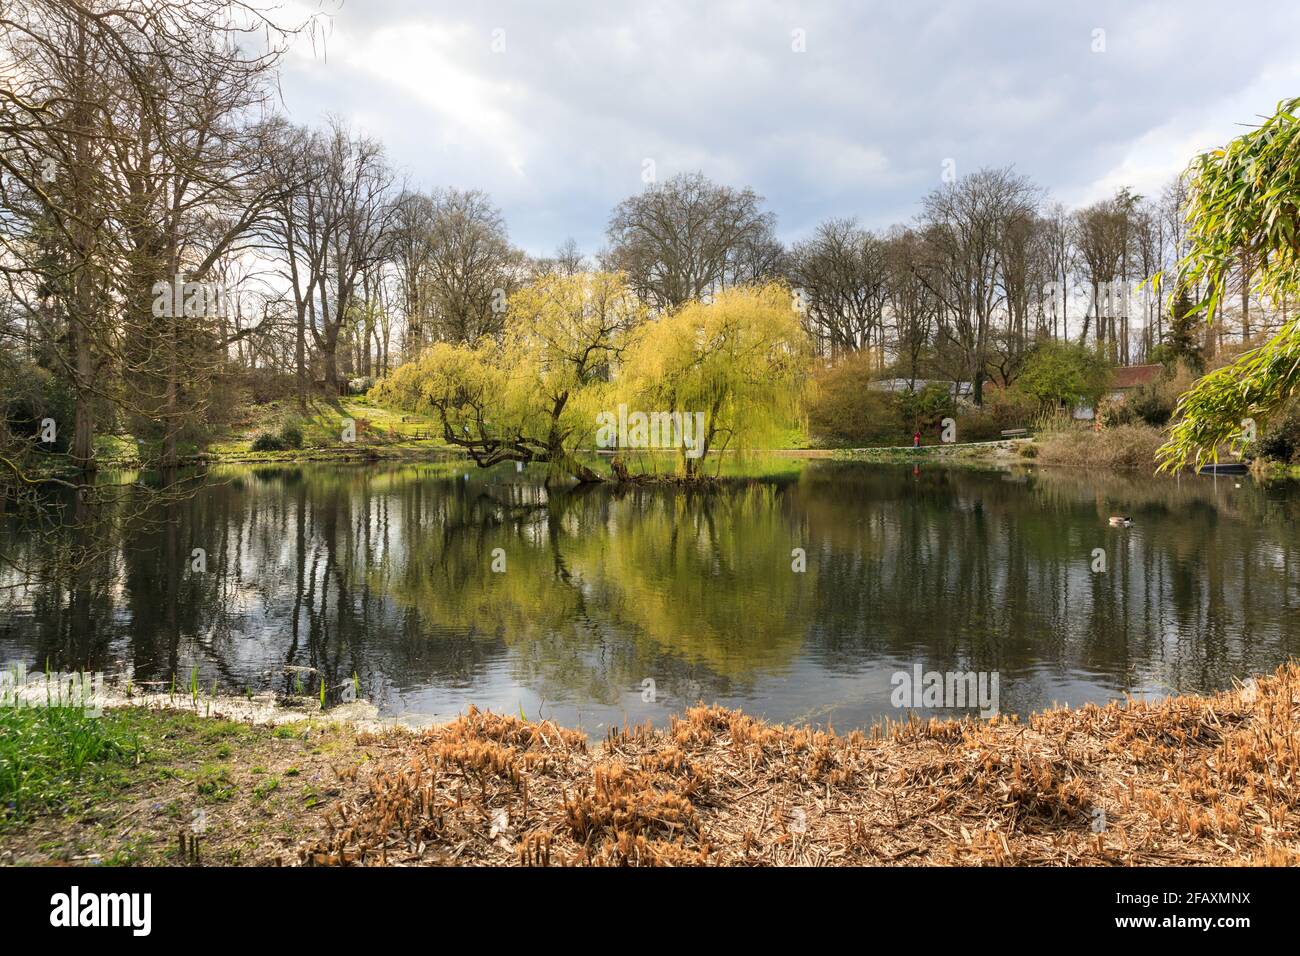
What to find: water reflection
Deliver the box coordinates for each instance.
[3,460,1298,733]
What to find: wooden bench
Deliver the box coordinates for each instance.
[1000,428,1029,438]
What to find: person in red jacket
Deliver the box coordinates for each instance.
[913,430,921,448]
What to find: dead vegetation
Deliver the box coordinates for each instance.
[1035,422,1167,472]
[300,663,1300,867]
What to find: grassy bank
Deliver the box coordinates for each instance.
[0,706,387,865]
[4,663,1298,866]
[835,438,1033,468]
[81,398,465,471]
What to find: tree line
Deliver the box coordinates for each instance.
[1,1,1285,496]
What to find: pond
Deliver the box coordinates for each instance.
[3,459,1299,734]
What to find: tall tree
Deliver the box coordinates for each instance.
[913,166,1038,404]
[789,218,888,360]
[266,119,393,395]
[419,188,521,346]
[605,171,777,310]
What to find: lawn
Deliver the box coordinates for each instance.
[0,705,395,866]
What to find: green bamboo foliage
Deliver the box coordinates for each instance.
[1158,97,1300,471]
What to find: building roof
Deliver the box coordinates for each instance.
[1112,364,1162,390]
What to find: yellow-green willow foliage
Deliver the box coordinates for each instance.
[371,272,645,481]
[374,277,808,480]
[375,481,813,680]
[619,283,811,475]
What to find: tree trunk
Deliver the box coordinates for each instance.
[69,318,95,471]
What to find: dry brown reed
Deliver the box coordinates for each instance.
[1035,422,1167,472]
[300,665,1300,867]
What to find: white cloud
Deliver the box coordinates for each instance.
[268,0,1300,253]
[1069,59,1300,206]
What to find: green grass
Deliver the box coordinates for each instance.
[0,706,262,831]
[194,764,236,802]
[0,706,139,827]
[769,422,813,449]
[0,706,378,864]
[207,397,452,457]
[93,433,137,459]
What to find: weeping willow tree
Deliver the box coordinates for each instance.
[373,276,810,482]
[618,283,810,477]
[370,271,643,483]
[1158,97,1300,471]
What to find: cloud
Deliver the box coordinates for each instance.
[270,0,1300,253]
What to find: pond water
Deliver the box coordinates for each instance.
[3,459,1299,734]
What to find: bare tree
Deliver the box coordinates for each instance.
[265,119,393,395]
[605,171,776,310]
[414,187,520,347]
[789,218,888,360]
[263,122,329,408]
[884,227,939,385]
[1038,203,1075,341]
[1,0,306,471]
[914,167,1038,403]
[0,0,311,577]
[1072,193,1128,358]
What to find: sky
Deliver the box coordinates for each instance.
[271,0,1300,257]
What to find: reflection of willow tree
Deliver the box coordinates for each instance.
[6,459,1300,719]
[380,477,815,690]
[590,485,813,671]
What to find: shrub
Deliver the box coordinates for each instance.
[1107,387,1170,429]
[954,408,1001,442]
[251,431,287,452]
[1099,363,1196,429]
[278,423,304,449]
[954,391,1037,442]
[1011,340,1111,412]
[251,421,306,453]
[806,353,907,446]
[895,382,955,432]
[1,362,77,453]
[1255,402,1300,463]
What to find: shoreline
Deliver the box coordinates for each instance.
[4,663,1297,866]
[39,434,1300,479]
[834,437,1032,467]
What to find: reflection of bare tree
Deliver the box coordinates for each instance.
[4,460,1300,723]
[798,463,1299,703]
